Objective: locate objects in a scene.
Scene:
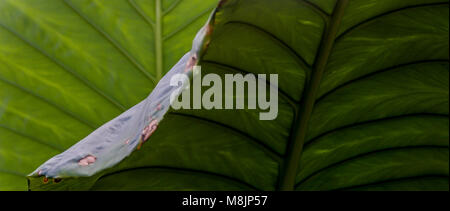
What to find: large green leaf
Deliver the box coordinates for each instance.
[25,0,450,191]
[0,0,219,191]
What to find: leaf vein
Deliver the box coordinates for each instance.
[305,113,449,147]
[226,21,312,71]
[163,5,215,41]
[335,2,450,41]
[128,0,155,29]
[317,60,450,102]
[0,22,126,111]
[94,166,260,191]
[202,60,299,110]
[0,123,64,151]
[336,175,449,191]
[0,77,97,129]
[168,112,283,162]
[163,0,182,16]
[295,145,449,189]
[63,0,156,82]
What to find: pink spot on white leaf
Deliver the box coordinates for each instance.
[78,155,96,166]
[156,104,162,111]
[141,119,159,143]
[185,55,198,73]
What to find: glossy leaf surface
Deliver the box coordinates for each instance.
[0,0,218,190]
[11,0,450,191]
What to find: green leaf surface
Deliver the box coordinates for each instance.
[0,0,219,191]
[6,0,450,191]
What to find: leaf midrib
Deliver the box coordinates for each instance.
[128,0,216,81]
[155,0,163,81]
[277,0,350,191]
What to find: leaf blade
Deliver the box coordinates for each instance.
[0,0,219,190]
[21,0,450,191]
